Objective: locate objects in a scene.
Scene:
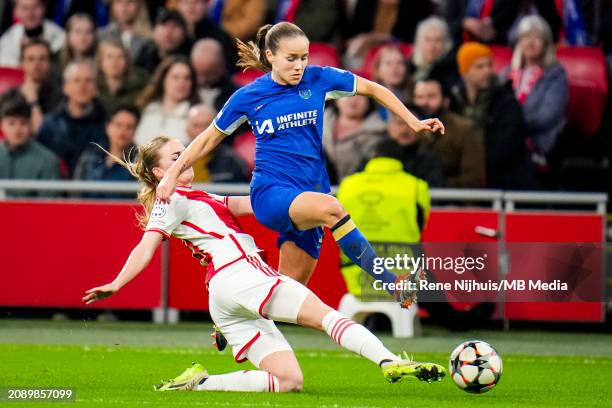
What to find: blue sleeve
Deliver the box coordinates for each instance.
[319,66,357,100]
[213,88,250,135]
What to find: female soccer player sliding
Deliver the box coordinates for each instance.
[82,137,445,392]
[155,22,445,308]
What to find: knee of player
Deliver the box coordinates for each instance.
[280,374,303,392]
[323,198,347,226]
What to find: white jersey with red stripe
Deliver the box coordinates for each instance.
[145,186,260,283]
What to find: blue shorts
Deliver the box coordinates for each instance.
[251,184,324,260]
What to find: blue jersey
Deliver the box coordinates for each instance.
[213,65,357,193]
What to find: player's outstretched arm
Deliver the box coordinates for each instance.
[227,195,253,217]
[82,231,163,304]
[157,125,226,202]
[355,76,445,135]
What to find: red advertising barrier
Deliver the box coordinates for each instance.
[0,201,162,309]
[0,201,605,322]
[422,210,499,242]
[423,210,500,312]
[504,212,605,322]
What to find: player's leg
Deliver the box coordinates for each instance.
[197,319,303,393]
[275,287,400,366]
[278,240,317,285]
[258,350,303,392]
[195,351,302,392]
[264,278,445,383]
[159,320,301,392]
[259,263,400,368]
[288,192,423,307]
[157,343,302,393]
[156,263,305,393]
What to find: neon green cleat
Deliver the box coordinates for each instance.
[155,362,209,391]
[382,353,446,384]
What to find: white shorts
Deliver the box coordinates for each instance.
[208,253,312,367]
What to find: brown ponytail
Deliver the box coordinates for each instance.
[96,136,171,229]
[236,22,307,72]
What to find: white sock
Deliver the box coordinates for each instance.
[196,370,279,392]
[322,310,399,365]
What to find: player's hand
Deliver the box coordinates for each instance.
[156,173,177,203]
[82,283,118,304]
[413,118,445,135]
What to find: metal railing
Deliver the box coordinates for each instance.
[0,180,248,196]
[1,180,606,213]
[504,191,608,214]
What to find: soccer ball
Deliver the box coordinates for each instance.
[449,340,502,393]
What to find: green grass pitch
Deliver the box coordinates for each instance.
[1,320,611,407]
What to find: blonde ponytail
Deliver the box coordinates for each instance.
[95,136,171,229]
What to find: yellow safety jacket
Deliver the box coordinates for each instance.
[336,157,431,297]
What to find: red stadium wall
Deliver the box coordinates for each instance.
[0,200,162,309]
[503,212,605,322]
[0,201,605,322]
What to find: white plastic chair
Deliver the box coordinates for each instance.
[337,293,420,338]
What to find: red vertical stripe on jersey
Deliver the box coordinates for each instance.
[229,234,247,256]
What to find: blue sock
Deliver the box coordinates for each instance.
[331,215,397,295]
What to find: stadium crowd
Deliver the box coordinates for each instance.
[0,0,610,198]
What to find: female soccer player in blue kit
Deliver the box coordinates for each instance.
[156,22,445,308]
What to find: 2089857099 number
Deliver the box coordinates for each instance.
[1,388,75,401]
